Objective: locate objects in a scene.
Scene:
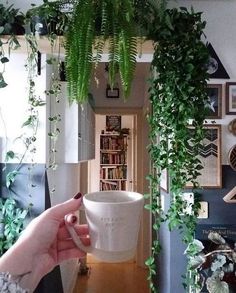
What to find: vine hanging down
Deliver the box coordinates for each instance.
[145,5,210,293]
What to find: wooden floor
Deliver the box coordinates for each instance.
[73,255,150,293]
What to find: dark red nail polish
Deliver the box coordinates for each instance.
[71,215,77,224]
[73,192,82,199]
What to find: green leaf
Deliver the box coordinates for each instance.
[0,77,7,88]
[1,57,9,64]
[6,170,19,188]
[5,151,15,162]
[22,118,32,127]
[145,256,155,266]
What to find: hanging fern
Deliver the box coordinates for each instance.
[65,0,95,103]
[65,0,138,103]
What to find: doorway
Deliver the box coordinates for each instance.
[75,108,151,292]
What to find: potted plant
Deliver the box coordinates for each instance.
[26,0,69,36]
[0,3,24,88]
[0,3,25,35]
[65,0,138,103]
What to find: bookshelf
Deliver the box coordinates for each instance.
[100,132,128,191]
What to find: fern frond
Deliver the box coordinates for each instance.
[119,33,137,98]
[65,0,95,103]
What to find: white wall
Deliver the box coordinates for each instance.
[0,53,47,163]
[5,0,44,12]
[90,63,149,108]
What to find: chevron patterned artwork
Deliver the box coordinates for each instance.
[186,125,222,188]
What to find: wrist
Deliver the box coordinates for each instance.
[0,240,43,292]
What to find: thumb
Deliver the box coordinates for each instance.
[46,193,82,220]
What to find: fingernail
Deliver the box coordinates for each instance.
[73,192,82,199]
[71,215,77,224]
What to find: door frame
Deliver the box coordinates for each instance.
[94,107,151,267]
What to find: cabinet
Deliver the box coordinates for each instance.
[49,82,95,163]
[100,133,128,191]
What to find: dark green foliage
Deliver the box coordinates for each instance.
[145,5,210,292]
[26,0,69,35]
[0,3,25,35]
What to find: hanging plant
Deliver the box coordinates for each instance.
[0,3,24,88]
[65,0,137,103]
[144,3,210,292]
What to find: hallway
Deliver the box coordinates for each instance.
[73,256,150,293]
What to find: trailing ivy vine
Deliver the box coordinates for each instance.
[145,5,210,292]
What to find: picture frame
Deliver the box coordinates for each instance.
[226,82,236,114]
[186,125,222,188]
[106,87,119,98]
[206,84,222,119]
[106,115,121,132]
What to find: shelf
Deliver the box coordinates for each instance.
[2,35,64,54]
[2,36,154,55]
[100,149,126,152]
[100,133,129,136]
[100,164,127,166]
[100,179,126,181]
[100,131,128,191]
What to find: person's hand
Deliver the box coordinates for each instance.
[0,193,90,292]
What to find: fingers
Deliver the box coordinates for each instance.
[46,193,82,220]
[58,237,90,251]
[58,224,89,240]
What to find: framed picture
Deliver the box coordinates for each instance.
[186,125,222,188]
[226,82,236,114]
[206,43,230,79]
[106,115,121,132]
[206,84,222,119]
[106,87,119,98]
[160,169,169,193]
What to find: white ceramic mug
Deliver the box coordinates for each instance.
[66,190,144,263]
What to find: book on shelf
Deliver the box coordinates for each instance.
[100,131,128,191]
[100,180,126,191]
[195,224,236,292]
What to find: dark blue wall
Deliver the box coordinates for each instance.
[159,165,236,293]
[0,163,63,293]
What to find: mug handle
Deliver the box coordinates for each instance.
[65,215,92,253]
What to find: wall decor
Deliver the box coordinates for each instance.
[228,144,236,171]
[105,115,121,132]
[206,84,222,119]
[106,87,119,98]
[228,119,236,136]
[195,224,236,292]
[226,82,236,114]
[223,186,236,203]
[206,43,230,79]
[186,125,222,188]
